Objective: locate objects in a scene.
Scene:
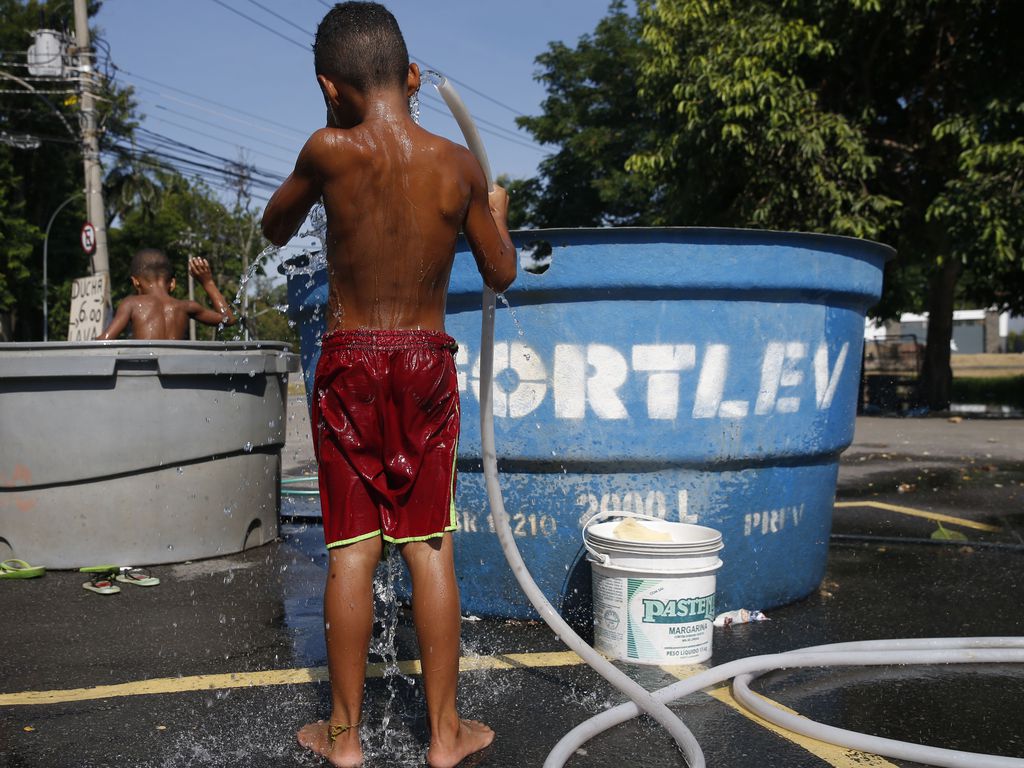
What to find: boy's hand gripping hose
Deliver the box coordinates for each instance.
[431,75,706,768]
[431,76,1024,768]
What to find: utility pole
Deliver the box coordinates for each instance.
[72,0,110,280]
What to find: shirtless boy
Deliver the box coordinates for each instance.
[96,250,235,340]
[261,3,515,767]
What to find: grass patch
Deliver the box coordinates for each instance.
[951,375,1024,408]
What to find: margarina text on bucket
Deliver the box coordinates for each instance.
[584,512,723,665]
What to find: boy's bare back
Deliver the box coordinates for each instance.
[96,256,235,341]
[262,72,515,334]
[114,293,193,340]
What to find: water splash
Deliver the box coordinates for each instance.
[408,90,420,124]
[496,292,527,339]
[363,548,421,763]
[419,69,444,89]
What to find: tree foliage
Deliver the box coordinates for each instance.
[1,2,289,344]
[629,0,898,236]
[516,0,1024,409]
[0,0,130,341]
[514,1,658,227]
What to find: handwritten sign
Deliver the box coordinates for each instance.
[68,273,109,341]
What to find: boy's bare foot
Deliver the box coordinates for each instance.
[427,719,495,768]
[297,721,364,767]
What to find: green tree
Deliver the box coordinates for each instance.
[0,148,40,339]
[793,0,1024,408]
[1,0,136,341]
[514,1,658,227]
[630,0,897,236]
[245,277,299,347]
[519,0,1024,409]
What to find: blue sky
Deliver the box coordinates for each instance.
[95,0,614,214]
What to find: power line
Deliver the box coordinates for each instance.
[127,81,306,142]
[209,0,310,52]
[118,144,285,189]
[130,127,287,183]
[106,126,287,182]
[243,0,311,38]
[418,91,541,147]
[415,57,526,117]
[26,129,273,202]
[112,65,308,137]
[145,113,293,166]
[109,147,282,191]
[418,98,543,153]
[105,143,280,194]
[150,106,299,154]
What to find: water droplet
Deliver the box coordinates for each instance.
[176,467,184,475]
[167,545,174,551]
[243,441,253,453]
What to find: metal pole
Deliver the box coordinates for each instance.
[72,0,110,283]
[42,193,82,342]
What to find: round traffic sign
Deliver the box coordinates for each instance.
[80,222,96,255]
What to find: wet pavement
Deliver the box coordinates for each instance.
[2,405,1023,768]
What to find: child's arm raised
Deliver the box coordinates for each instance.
[187,257,236,327]
[262,131,330,247]
[461,149,517,293]
[95,299,133,340]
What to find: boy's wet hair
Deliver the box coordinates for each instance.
[314,2,409,92]
[131,249,173,281]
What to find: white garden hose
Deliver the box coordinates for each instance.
[430,73,705,767]
[429,73,1024,768]
[548,638,1024,768]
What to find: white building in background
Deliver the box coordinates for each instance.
[864,310,1024,354]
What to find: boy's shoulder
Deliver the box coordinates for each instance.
[305,124,477,171]
[410,127,486,183]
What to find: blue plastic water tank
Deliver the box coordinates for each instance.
[284,228,893,618]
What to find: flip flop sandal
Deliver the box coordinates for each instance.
[0,559,45,579]
[115,567,160,587]
[81,568,120,595]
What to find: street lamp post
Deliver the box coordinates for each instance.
[43,193,82,342]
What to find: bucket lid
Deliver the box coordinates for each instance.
[585,519,723,554]
[588,554,724,576]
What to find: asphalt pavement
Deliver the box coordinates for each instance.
[1,397,1022,768]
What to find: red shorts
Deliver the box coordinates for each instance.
[312,329,460,548]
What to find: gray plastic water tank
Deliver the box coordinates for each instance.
[0,341,299,567]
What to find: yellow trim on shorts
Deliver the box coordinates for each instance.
[326,529,383,549]
[381,525,458,545]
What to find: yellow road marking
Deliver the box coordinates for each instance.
[706,685,898,768]
[0,650,584,708]
[834,500,1000,533]
[661,665,897,768]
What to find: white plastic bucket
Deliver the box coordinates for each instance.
[584,511,723,665]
